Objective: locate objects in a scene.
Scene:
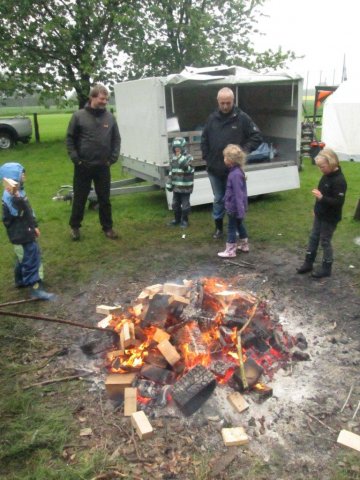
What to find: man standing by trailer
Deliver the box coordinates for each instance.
[201,87,262,239]
[66,84,121,241]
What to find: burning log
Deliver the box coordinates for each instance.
[231,357,264,392]
[173,321,210,366]
[171,364,216,416]
[141,293,173,329]
[145,350,169,369]
[140,364,176,385]
[157,339,181,366]
[119,321,136,350]
[153,328,170,343]
[163,282,191,297]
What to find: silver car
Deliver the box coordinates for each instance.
[0,116,32,149]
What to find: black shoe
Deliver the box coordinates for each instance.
[213,229,223,239]
[296,262,313,274]
[168,219,181,226]
[180,220,189,228]
[104,229,118,239]
[70,228,80,241]
[311,262,332,278]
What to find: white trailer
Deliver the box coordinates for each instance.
[114,66,303,208]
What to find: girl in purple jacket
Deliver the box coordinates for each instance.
[218,144,249,258]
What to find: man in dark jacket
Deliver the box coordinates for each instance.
[66,84,121,240]
[201,87,262,238]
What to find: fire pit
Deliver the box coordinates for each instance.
[96,277,304,424]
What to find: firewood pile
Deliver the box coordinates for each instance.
[96,277,307,444]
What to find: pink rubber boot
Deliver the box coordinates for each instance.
[218,243,237,258]
[237,238,250,253]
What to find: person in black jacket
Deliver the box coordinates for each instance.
[0,162,54,300]
[66,84,121,241]
[297,148,347,278]
[201,87,262,239]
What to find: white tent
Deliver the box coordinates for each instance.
[322,80,360,161]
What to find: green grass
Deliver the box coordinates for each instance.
[0,134,359,478]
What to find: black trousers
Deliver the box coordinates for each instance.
[69,164,112,231]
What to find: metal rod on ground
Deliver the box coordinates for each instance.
[0,309,118,339]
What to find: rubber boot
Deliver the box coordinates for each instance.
[180,213,189,228]
[237,238,249,252]
[296,252,316,274]
[213,218,223,239]
[312,261,332,278]
[218,243,237,258]
[168,211,181,226]
[30,282,55,301]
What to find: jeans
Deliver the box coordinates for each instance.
[208,173,227,220]
[14,241,42,286]
[69,164,112,231]
[227,216,248,243]
[307,216,337,263]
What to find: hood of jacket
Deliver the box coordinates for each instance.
[0,162,25,182]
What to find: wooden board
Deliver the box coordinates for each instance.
[131,410,153,439]
[221,427,249,446]
[227,392,249,413]
[337,429,360,452]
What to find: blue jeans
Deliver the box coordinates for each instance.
[208,173,227,220]
[14,241,42,287]
[227,216,248,243]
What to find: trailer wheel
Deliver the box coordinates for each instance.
[0,131,14,149]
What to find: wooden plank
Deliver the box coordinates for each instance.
[227,392,249,413]
[97,314,113,329]
[157,339,181,366]
[131,410,153,439]
[163,283,190,297]
[221,427,249,446]
[120,321,135,350]
[153,328,170,343]
[337,430,360,452]
[105,373,136,398]
[96,305,122,315]
[124,387,137,416]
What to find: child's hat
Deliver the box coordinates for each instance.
[172,137,187,152]
[0,162,25,182]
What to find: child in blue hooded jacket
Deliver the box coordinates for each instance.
[0,162,54,300]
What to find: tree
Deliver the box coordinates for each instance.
[0,0,139,108]
[123,0,296,78]
[0,1,296,107]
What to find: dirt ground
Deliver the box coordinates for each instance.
[22,242,360,479]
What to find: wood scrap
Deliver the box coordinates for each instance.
[337,429,360,452]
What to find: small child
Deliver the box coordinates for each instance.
[297,148,347,278]
[0,162,54,300]
[166,137,194,228]
[218,144,249,258]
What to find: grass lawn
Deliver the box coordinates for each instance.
[0,133,359,478]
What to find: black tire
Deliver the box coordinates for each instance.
[0,131,14,149]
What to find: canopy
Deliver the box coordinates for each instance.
[164,65,302,87]
[322,80,360,161]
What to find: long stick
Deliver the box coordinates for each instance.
[235,299,262,390]
[23,372,92,390]
[0,298,40,307]
[0,309,118,337]
[340,384,354,412]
